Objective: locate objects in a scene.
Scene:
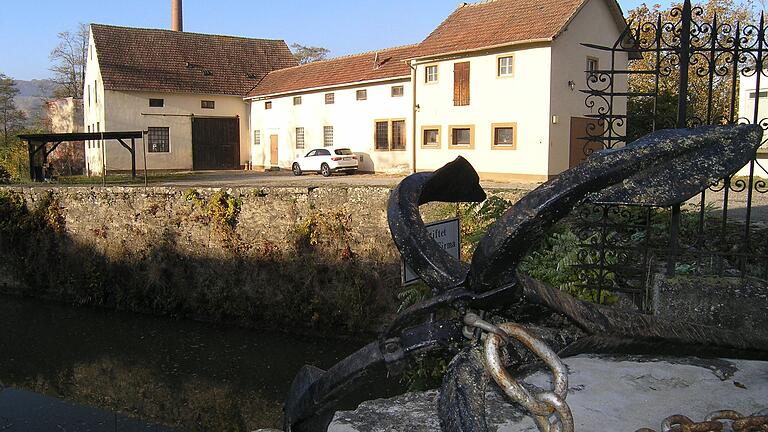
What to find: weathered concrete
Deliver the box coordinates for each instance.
[329,355,768,432]
[653,274,768,331]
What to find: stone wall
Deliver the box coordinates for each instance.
[0,185,526,334]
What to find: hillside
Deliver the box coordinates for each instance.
[13,79,55,126]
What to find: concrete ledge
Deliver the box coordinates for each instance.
[329,355,768,432]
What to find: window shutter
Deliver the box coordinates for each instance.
[454,62,470,106]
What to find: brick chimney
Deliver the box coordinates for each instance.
[172,0,183,31]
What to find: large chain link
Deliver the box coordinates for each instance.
[464,313,574,432]
[636,409,768,432]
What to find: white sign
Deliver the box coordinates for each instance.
[401,218,461,286]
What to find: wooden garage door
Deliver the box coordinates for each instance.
[192,117,240,170]
[569,117,605,168]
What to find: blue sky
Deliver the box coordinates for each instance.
[0,0,663,81]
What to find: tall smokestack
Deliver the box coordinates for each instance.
[172,0,183,31]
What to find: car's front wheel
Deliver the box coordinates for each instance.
[321,163,331,177]
[292,163,302,176]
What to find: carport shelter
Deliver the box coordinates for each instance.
[18,131,144,181]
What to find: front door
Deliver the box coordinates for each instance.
[192,117,240,170]
[270,135,278,167]
[569,117,605,168]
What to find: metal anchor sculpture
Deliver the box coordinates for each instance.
[283,125,768,432]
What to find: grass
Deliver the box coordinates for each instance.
[24,171,197,186]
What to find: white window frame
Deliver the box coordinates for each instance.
[425,65,439,83]
[497,55,514,77]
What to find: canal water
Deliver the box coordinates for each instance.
[0,295,402,431]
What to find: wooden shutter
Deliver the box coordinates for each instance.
[454,62,470,106]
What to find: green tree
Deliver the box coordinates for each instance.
[49,23,89,99]
[290,43,330,65]
[625,0,755,139]
[0,73,26,143]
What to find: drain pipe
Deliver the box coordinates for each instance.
[410,60,418,174]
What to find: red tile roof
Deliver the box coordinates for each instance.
[247,45,418,98]
[413,0,614,58]
[91,24,297,96]
[248,0,625,97]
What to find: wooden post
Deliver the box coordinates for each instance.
[27,140,35,182]
[131,138,136,179]
[142,131,148,188]
[101,132,106,186]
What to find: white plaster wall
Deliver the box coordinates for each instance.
[549,0,629,176]
[47,98,83,134]
[413,46,553,180]
[736,72,768,177]
[83,30,107,175]
[249,80,412,173]
[101,91,249,171]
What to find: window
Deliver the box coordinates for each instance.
[498,55,514,77]
[293,96,302,105]
[449,125,474,148]
[265,101,272,110]
[295,127,305,149]
[149,98,164,107]
[323,126,334,147]
[87,125,91,148]
[325,93,335,104]
[253,130,261,145]
[375,121,389,150]
[422,127,440,148]
[87,85,91,106]
[94,80,98,104]
[148,127,170,153]
[375,119,407,151]
[454,62,470,106]
[392,120,406,150]
[425,65,438,83]
[750,91,768,99]
[356,89,367,101]
[492,123,517,149]
[391,85,404,97]
[586,57,599,82]
[201,100,215,109]
[587,57,599,72]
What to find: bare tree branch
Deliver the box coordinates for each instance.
[49,23,89,99]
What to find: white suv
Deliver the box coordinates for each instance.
[292,148,359,177]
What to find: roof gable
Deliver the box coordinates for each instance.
[91,24,297,96]
[412,0,626,58]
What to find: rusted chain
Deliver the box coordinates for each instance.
[465,315,574,432]
[636,410,768,432]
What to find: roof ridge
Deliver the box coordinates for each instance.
[89,23,287,43]
[315,43,419,63]
[456,0,502,8]
[264,43,419,74]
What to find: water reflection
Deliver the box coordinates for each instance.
[0,387,173,431]
[0,295,401,431]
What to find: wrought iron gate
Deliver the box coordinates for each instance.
[577,0,768,311]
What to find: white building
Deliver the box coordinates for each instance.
[83,24,296,175]
[247,0,629,181]
[736,71,768,177]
